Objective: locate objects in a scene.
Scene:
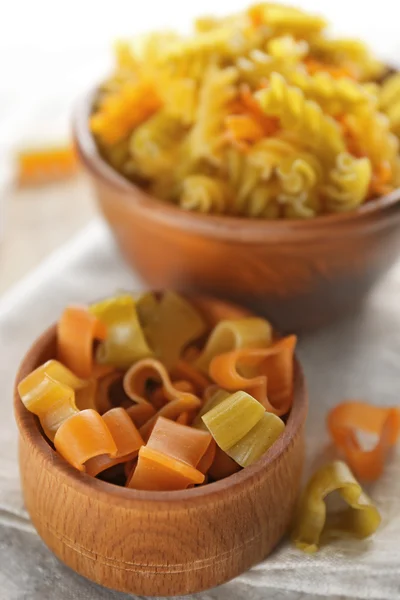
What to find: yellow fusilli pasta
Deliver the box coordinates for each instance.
[256,72,345,159]
[324,152,372,212]
[379,73,400,137]
[91,2,399,219]
[180,175,231,214]
[190,66,238,165]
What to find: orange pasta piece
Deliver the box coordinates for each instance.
[95,372,122,414]
[149,380,196,409]
[327,401,400,481]
[17,145,79,185]
[127,446,205,490]
[124,360,201,438]
[209,446,241,481]
[240,85,280,135]
[176,411,191,425]
[54,409,118,471]
[57,305,107,378]
[90,79,162,145]
[170,360,211,395]
[147,417,212,468]
[224,114,265,144]
[369,160,393,197]
[85,408,143,476]
[247,4,264,27]
[126,402,157,428]
[209,335,297,415]
[140,395,201,442]
[197,438,217,474]
[304,58,357,79]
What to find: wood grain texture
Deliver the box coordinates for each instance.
[14,297,308,597]
[74,92,400,333]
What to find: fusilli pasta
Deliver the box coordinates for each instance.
[91,3,399,219]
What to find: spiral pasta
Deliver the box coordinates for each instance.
[286,70,375,114]
[129,111,185,179]
[256,72,345,160]
[190,66,238,165]
[324,152,372,213]
[180,175,231,214]
[379,73,400,137]
[92,3,400,218]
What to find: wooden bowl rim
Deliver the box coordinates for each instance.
[73,89,400,243]
[14,304,308,510]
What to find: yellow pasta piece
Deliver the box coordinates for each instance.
[292,461,381,553]
[195,317,272,374]
[90,295,153,369]
[90,79,162,145]
[324,152,372,212]
[227,412,285,467]
[143,291,206,369]
[17,359,92,440]
[192,388,230,429]
[189,66,238,165]
[180,175,232,214]
[256,72,346,160]
[202,390,265,452]
[255,4,327,35]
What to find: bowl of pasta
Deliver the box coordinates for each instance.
[14,292,307,596]
[74,3,400,332]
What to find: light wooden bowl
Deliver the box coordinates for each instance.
[14,297,308,597]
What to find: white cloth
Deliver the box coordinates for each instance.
[0,219,399,600]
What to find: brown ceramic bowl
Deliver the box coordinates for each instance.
[73,92,400,332]
[14,296,307,597]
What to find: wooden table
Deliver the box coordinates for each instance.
[0,175,97,294]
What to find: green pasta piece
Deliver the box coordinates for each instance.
[144,291,206,369]
[202,391,265,451]
[192,388,231,430]
[135,292,159,327]
[90,295,153,369]
[291,460,381,553]
[227,412,285,467]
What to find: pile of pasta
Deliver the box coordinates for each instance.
[90,3,400,218]
[18,290,400,552]
[18,292,296,490]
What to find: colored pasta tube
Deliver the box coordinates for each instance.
[209,335,297,414]
[17,145,78,185]
[57,305,108,378]
[85,408,143,476]
[54,409,118,472]
[128,417,212,490]
[227,412,285,467]
[127,445,205,490]
[147,416,212,469]
[202,391,285,467]
[202,391,265,452]
[327,401,400,481]
[17,359,92,440]
[291,461,381,553]
[143,291,206,368]
[126,402,157,428]
[90,295,153,369]
[194,317,273,374]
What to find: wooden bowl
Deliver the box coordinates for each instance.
[14,296,307,597]
[73,93,400,333]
